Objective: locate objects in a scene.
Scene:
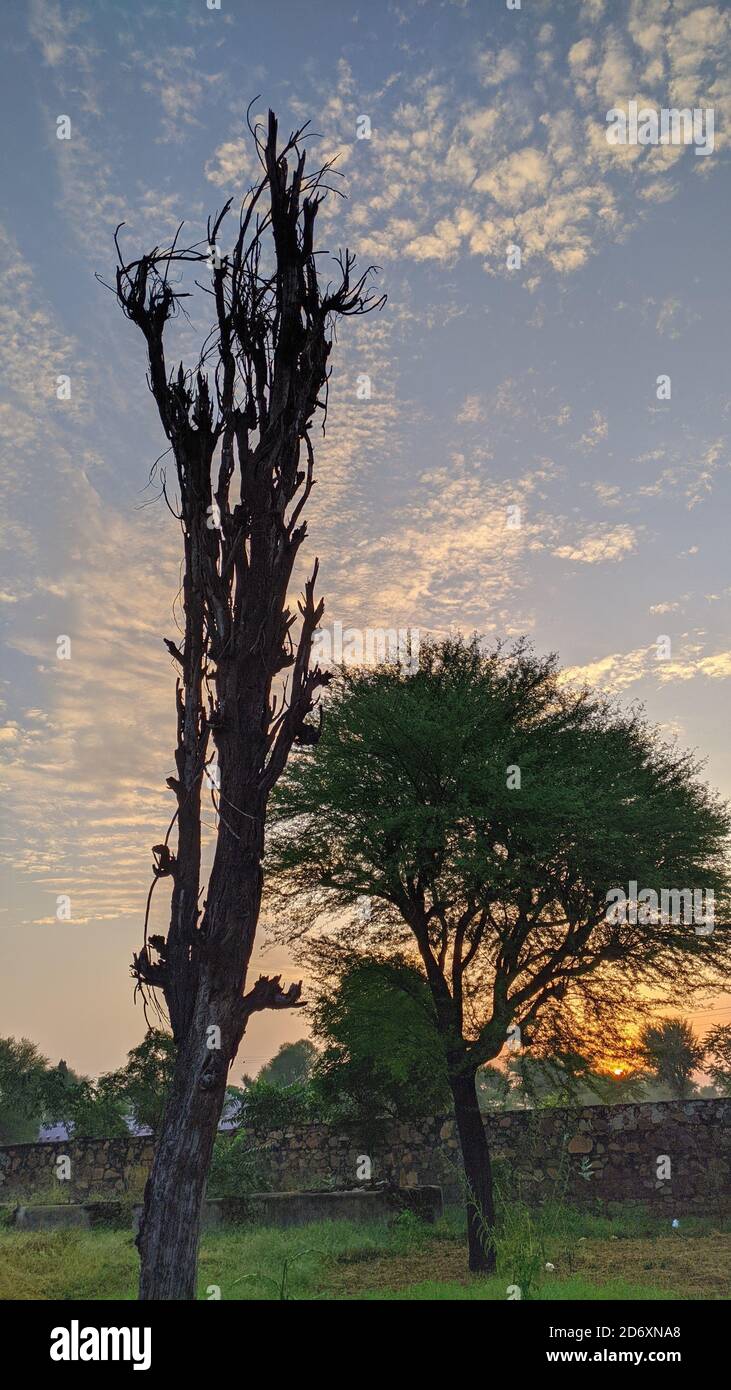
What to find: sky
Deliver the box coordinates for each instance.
[1,0,730,1078]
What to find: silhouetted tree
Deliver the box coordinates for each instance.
[638,1018,705,1099]
[110,107,382,1299]
[253,1038,318,1088]
[267,635,731,1272]
[703,1022,731,1095]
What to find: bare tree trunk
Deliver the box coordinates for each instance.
[137,1004,231,1300]
[114,108,383,1300]
[449,1070,497,1274]
[137,788,267,1299]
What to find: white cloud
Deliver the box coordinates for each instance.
[562,636,731,695]
[456,394,487,425]
[553,524,638,565]
[477,47,522,88]
[577,411,609,450]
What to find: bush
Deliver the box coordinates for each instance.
[240,1078,320,1131]
[207,1130,269,1198]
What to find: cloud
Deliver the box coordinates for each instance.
[553,524,638,565]
[321,456,557,636]
[477,47,522,88]
[202,8,730,283]
[2,471,181,927]
[0,226,87,417]
[649,600,682,615]
[652,295,699,338]
[29,0,90,70]
[636,437,727,509]
[577,411,608,450]
[131,46,225,144]
[456,394,487,424]
[593,482,621,506]
[560,646,650,693]
[205,136,257,188]
[561,637,731,694]
[474,148,553,209]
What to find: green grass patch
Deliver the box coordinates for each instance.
[0,1207,726,1301]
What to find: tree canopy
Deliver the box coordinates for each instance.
[704,1023,731,1096]
[253,1039,319,1089]
[266,634,731,1271]
[0,1037,48,1144]
[307,951,451,1130]
[268,635,731,1068]
[103,1030,177,1133]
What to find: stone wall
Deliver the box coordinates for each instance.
[250,1098,730,1210]
[1,1099,728,1212]
[0,1136,154,1203]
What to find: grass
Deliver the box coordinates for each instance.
[0,1206,728,1300]
[353,1277,683,1301]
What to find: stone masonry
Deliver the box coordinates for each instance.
[0,1099,728,1212]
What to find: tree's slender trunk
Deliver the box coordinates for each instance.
[137,989,239,1300]
[138,810,263,1300]
[137,1056,224,1300]
[450,1070,497,1274]
[116,109,381,1300]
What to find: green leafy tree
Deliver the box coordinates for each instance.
[0,1037,48,1143]
[236,1040,321,1130]
[207,1128,266,1198]
[103,1030,177,1133]
[579,1065,648,1105]
[41,1061,128,1139]
[307,951,451,1132]
[238,1078,316,1130]
[703,1022,731,1096]
[638,1018,705,1099]
[38,1060,80,1132]
[507,1052,591,1107]
[475,1064,514,1111]
[67,1078,129,1139]
[256,1039,319,1089]
[267,635,731,1272]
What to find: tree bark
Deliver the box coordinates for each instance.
[137,1011,230,1301]
[137,799,264,1299]
[449,1070,497,1274]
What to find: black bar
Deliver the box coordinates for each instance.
[0,1297,723,1375]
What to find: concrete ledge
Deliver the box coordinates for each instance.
[4,1185,443,1234]
[14,1204,91,1231]
[212,1185,444,1229]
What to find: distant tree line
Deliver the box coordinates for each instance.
[3,1005,729,1149]
[232,972,731,1136]
[0,1031,177,1143]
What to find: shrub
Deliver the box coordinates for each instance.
[240,1078,320,1131]
[207,1130,269,1198]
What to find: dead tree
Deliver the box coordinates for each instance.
[112,108,383,1300]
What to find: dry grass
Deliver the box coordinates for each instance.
[575,1233,731,1299]
[323,1229,731,1299]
